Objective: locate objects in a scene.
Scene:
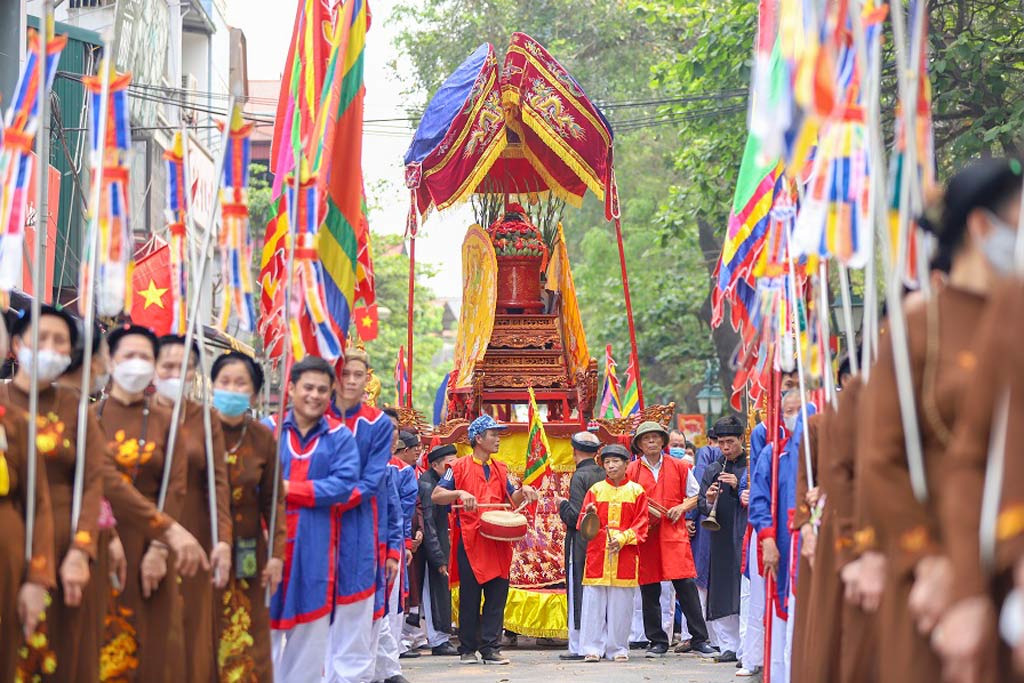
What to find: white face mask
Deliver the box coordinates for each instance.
[982,210,1018,275]
[154,376,184,401]
[112,359,155,394]
[17,347,71,384]
[783,415,797,432]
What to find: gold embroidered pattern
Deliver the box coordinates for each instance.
[900,526,932,554]
[15,592,56,682]
[997,504,1024,543]
[218,579,257,683]
[100,591,138,682]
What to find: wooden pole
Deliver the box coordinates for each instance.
[25,0,53,561]
[406,228,415,408]
[72,30,112,533]
[159,95,235,511]
[613,218,644,410]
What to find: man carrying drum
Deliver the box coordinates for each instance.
[431,415,539,665]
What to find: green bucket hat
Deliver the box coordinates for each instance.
[631,420,669,452]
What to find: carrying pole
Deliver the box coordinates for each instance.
[613,218,644,410]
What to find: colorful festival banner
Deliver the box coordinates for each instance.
[404,44,507,215]
[0,29,66,295]
[452,224,497,389]
[318,0,372,343]
[82,67,134,318]
[523,387,552,487]
[599,344,621,419]
[500,32,614,208]
[270,0,335,198]
[543,222,589,378]
[217,107,257,333]
[258,205,288,360]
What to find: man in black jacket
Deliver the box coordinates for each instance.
[557,431,605,661]
[418,444,459,656]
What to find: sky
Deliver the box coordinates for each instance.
[229,0,471,300]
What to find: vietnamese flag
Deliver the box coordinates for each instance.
[131,244,173,335]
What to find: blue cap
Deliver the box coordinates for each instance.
[468,414,509,441]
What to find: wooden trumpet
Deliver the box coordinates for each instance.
[701,490,722,531]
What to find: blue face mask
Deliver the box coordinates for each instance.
[213,389,251,417]
[669,447,686,459]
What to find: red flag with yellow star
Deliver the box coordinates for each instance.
[131,244,172,334]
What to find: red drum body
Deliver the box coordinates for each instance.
[478,510,528,542]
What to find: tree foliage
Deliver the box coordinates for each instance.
[388,0,1024,414]
[365,232,448,414]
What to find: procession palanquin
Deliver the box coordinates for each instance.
[403,33,673,638]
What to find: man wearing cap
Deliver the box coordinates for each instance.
[699,414,750,663]
[418,444,458,656]
[577,444,650,662]
[557,431,605,661]
[627,421,715,658]
[431,415,539,665]
[324,349,396,683]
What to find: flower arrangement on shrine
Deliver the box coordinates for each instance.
[488,204,548,260]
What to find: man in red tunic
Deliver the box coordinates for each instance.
[627,421,715,658]
[431,415,539,665]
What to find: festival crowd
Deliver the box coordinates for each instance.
[2,156,1024,683]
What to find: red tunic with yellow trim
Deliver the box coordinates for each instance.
[578,478,649,587]
[443,455,516,585]
[627,455,698,583]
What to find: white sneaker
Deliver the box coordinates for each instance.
[736,666,762,677]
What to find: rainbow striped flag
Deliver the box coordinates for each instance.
[599,344,621,418]
[523,387,552,487]
[315,0,369,341]
[620,353,640,416]
[270,0,333,198]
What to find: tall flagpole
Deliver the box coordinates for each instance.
[26,0,53,561]
[159,95,235,511]
[72,29,112,532]
[784,223,815,490]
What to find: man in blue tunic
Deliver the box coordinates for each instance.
[266,357,361,683]
[748,390,813,683]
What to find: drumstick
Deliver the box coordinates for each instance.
[451,502,512,510]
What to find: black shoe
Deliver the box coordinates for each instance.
[690,641,717,658]
[714,649,737,663]
[460,653,478,664]
[736,660,743,668]
[559,653,585,661]
[629,640,649,650]
[399,650,421,659]
[385,677,411,683]
[645,642,669,658]
[431,642,458,656]
[481,651,510,665]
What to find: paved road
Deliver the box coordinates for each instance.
[401,643,741,683]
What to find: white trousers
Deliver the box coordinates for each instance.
[402,607,427,650]
[271,615,330,683]
[580,585,634,659]
[421,570,450,648]
[566,554,581,655]
[373,580,402,681]
[770,610,789,683]
[630,588,645,642]
[742,535,766,670]
[325,598,378,683]
[709,614,740,654]
[697,586,717,647]
[660,581,675,638]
